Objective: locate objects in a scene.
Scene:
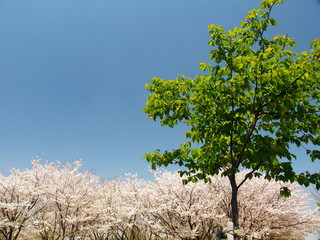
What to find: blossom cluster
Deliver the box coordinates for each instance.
[0,159,318,240]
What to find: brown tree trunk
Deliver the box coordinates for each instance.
[229,174,240,240]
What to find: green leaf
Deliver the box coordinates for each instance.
[280,187,291,197]
[269,18,277,26]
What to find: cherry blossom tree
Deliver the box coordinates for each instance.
[210,171,320,240]
[0,160,318,240]
[90,174,156,240]
[140,170,318,240]
[144,170,224,240]
[0,160,47,240]
[28,160,100,240]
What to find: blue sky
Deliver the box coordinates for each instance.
[0,0,319,179]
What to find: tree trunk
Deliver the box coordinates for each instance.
[229,174,240,239]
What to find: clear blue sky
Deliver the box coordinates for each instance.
[0,0,319,179]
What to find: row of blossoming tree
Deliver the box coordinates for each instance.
[0,160,318,240]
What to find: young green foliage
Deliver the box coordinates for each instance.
[143,0,320,228]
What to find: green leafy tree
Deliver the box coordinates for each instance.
[143,0,320,229]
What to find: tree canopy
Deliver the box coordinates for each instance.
[143,0,320,227]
